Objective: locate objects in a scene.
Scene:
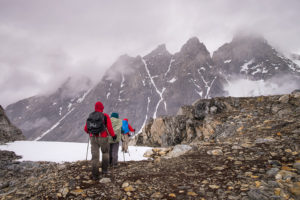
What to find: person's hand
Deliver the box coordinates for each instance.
[112,135,117,141]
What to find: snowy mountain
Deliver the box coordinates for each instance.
[5,35,300,142]
[212,34,300,81]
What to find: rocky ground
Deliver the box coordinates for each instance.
[1,92,300,199]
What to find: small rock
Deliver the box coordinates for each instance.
[279,94,289,103]
[70,189,84,196]
[255,137,275,144]
[274,188,281,196]
[208,149,223,155]
[232,145,243,150]
[99,178,111,183]
[124,186,134,192]
[267,168,280,177]
[187,191,197,196]
[234,161,242,165]
[151,192,163,198]
[288,182,300,197]
[209,185,220,189]
[60,187,69,198]
[122,182,129,188]
[169,193,176,198]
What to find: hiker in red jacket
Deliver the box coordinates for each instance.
[84,101,116,180]
[121,118,135,153]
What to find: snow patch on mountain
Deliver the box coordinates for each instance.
[240,59,255,73]
[77,88,92,103]
[165,58,175,76]
[168,77,177,83]
[139,97,150,133]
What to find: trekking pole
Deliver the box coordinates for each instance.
[123,151,125,162]
[86,136,90,160]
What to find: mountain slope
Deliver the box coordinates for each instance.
[5,35,300,142]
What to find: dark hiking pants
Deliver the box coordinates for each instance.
[91,136,109,177]
[109,142,119,166]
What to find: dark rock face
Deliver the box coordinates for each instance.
[137,91,300,147]
[5,35,300,142]
[0,105,24,143]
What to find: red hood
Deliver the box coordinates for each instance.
[95,101,104,112]
[123,118,128,121]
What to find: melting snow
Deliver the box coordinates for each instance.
[142,58,166,118]
[198,70,216,99]
[106,92,111,99]
[139,97,150,134]
[52,102,57,106]
[252,68,262,75]
[59,107,62,116]
[67,103,72,111]
[168,77,177,83]
[224,59,231,63]
[120,74,125,88]
[77,88,92,103]
[165,58,175,76]
[240,59,255,73]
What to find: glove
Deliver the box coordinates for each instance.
[112,135,117,141]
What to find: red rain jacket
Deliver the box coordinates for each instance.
[84,101,115,138]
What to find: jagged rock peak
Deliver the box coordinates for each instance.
[180,37,210,57]
[146,44,170,57]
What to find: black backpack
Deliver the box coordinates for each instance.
[86,111,107,135]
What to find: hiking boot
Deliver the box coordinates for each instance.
[92,175,99,181]
[92,168,99,180]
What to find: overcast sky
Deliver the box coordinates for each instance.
[1,0,300,107]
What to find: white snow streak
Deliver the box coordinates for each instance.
[118,74,125,101]
[190,79,203,97]
[153,87,166,118]
[240,59,255,73]
[120,74,125,88]
[67,103,72,111]
[142,58,166,118]
[34,108,75,141]
[165,58,175,76]
[224,59,231,63]
[205,76,217,99]
[168,77,177,83]
[138,97,150,134]
[77,88,92,103]
[59,107,62,116]
[106,82,112,99]
[106,92,111,99]
[198,69,217,99]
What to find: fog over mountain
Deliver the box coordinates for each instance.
[1,0,300,107]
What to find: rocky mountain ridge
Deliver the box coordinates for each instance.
[1,92,300,199]
[5,35,300,142]
[0,105,24,143]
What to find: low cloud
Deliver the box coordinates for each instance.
[0,0,300,107]
[225,75,300,97]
